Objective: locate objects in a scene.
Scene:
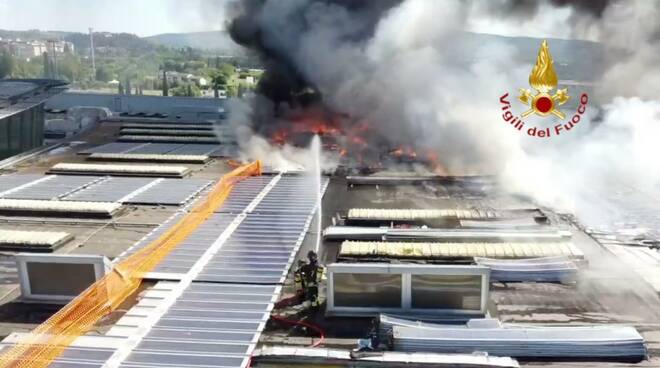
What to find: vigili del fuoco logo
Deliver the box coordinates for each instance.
[499,40,588,138]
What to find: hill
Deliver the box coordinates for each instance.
[144,31,240,53]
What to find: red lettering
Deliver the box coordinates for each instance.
[580,93,588,105]
[554,124,563,135]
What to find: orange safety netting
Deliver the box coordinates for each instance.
[0,161,262,368]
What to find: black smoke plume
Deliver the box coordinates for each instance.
[228,0,402,111]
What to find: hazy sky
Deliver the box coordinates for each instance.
[0,0,230,36]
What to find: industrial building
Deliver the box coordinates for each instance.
[0,99,655,368]
[0,79,67,159]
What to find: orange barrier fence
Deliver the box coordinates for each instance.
[0,161,262,368]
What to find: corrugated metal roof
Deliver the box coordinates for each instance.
[338,241,584,259]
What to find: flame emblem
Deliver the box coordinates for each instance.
[518,40,570,119]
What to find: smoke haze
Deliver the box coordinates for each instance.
[224,0,660,230]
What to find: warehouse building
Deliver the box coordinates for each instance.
[0,79,67,159]
[0,110,654,367]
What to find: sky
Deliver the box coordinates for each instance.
[0,0,230,36]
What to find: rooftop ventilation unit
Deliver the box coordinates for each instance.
[326,263,490,318]
[48,163,190,178]
[87,153,210,164]
[16,253,111,303]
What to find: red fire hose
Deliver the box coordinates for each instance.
[246,314,326,368]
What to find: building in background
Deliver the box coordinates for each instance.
[0,79,67,159]
[0,39,74,60]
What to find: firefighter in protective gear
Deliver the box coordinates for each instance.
[294,250,324,307]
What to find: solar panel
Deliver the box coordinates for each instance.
[167,144,223,156]
[106,174,327,368]
[0,174,43,195]
[252,175,328,214]
[119,283,277,368]
[79,142,146,154]
[196,176,326,284]
[127,179,213,206]
[0,345,117,368]
[208,145,240,158]
[216,176,274,213]
[3,175,104,200]
[117,211,187,260]
[63,177,157,203]
[150,213,237,275]
[127,143,185,154]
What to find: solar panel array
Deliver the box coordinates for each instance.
[194,212,312,284]
[81,142,237,157]
[125,143,185,154]
[0,174,43,195]
[82,142,145,154]
[0,174,213,206]
[0,344,118,368]
[119,283,277,368]
[150,213,237,275]
[126,179,213,206]
[2,175,102,200]
[216,176,273,213]
[105,174,329,368]
[64,177,156,203]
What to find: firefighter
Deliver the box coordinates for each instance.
[294,250,324,307]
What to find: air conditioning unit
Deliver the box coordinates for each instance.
[16,253,111,303]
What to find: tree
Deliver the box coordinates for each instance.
[0,50,14,78]
[210,71,227,98]
[170,83,201,97]
[95,66,111,82]
[58,54,84,82]
[162,70,168,96]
